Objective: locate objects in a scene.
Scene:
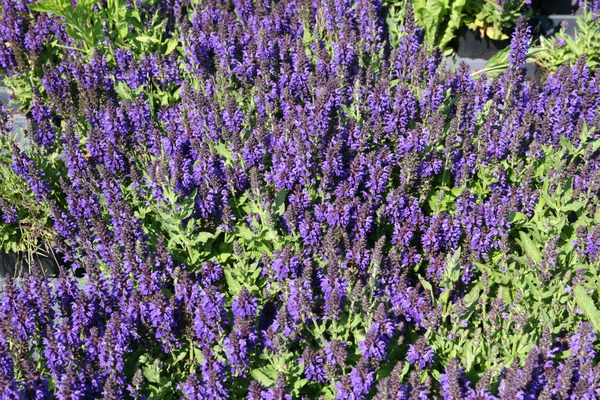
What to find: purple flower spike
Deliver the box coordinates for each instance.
[232,287,258,321]
[508,17,531,70]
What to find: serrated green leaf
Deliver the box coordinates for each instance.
[341,104,353,118]
[250,265,262,280]
[293,378,308,391]
[441,247,462,288]
[263,228,276,242]
[438,0,467,49]
[193,347,203,362]
[28,0,62,15]
[350,313,362,328]
[175,350,187,363]
[214,142,234,165]
[216,252,232,264]
[560,135,574,152]
[540,190,557,210]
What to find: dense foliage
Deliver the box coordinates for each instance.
[1,0,600,399]
[385,0,530,51]
[536,1,600,73]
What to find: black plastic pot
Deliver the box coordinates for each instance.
[530,14,578,38]
[532,0,578,15]
[456,27,510,60]
[0,250,60,278]
[0,86,10,109]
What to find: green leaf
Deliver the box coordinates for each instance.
[165,37,179,55]
[114,82,133,99]
[292,378,308,393]
[214,142,234,165]
[441,247,462,289]
[573,286,600,331]
[477,47,510,75]
[224,268,242,295]
[540,190,557,210]
[143,365,160,383]
[118,22,129,39]
[508,211,528,224]
[174,350,187,363]
[136,35,160,43]
[418,275,434,301]
[263,228,276,242]
[65,26,84,43]
[28,0,62,15]
[274,188,287,217]
[193,347,203,363]
[341,104,353,118]
[250,265,262,280]
[350,313,362,328]
[463,283,482,307]
[562,202,585,213]
[560,135,574,153]
[463,341,476,370]
[250,367,276,386]
[216,252,232,264]
[518,231,542,264]
[192,231,214,245]
[438,0,467,49]
[237,226,256,242]
[413,0,446,44]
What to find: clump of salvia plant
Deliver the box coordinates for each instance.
[1,0,600,399]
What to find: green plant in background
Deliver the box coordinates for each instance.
[384,0,529,53]
[535,5,600,73]
[479,1,600,77]
[412,0,469,51]
[384,0,469,51]
[463,0,529,41]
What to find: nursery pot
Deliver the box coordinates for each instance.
[532,0,579,15]
[456,27,510,60]
[0,250,60,278]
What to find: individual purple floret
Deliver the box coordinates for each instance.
[299,346,326,383]
[406,337,435,369]
[359,303,395,361]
